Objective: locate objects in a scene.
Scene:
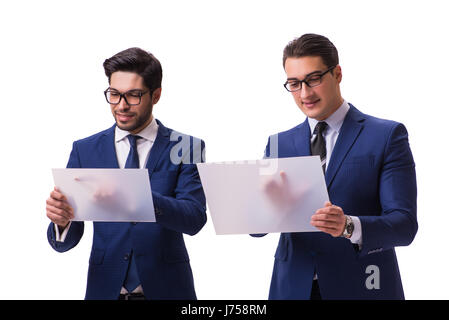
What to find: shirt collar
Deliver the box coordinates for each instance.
[115,116,159,143]
[308,100,350,135]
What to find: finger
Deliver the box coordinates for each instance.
[315,205,343,216]
[46,211,70,228]
[313,226,341,237]
[315,202,333,215]
[53,186,64,197]
[46,204,72,220]
[46,196,70,209]
[46,203,73,220]
[326,206,344,216]
[47,210,70,222]
[280,171,288,186]
[310,219,340,230]
[311,213,342,222]
[310,220,341,231]
[46,197,73,214]
[314,226,338,233]
[47,206,72,220]
[51,189,67,202]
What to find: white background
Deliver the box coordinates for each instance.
[0,0,447,299]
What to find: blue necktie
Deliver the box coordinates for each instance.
[125,134,140,169]
[123,134,141,292]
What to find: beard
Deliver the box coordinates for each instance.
[114,103,153,133]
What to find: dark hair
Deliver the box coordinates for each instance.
[282,33,339,69]
[103,47,162,94]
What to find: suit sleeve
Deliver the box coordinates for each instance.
[358,123,418,257]
[152,139,207,236]
[47,141,85,252]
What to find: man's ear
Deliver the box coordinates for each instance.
[151,87,162,105]
[334,65,342,83]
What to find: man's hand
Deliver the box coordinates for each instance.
[263,171,302,213]
[46,187,74,229]
[310,201,346,237]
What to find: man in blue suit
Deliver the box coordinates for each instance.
[261,34,417,299]
[46,48,206,300]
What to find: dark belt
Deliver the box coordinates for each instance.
[119,292,146,300]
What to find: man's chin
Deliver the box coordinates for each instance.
[115,112,152,133]
[116,121,138,132]
[301,108,323,120]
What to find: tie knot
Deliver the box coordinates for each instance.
[127,135,141,148]
[314,121,328,135]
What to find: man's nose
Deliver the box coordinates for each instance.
[117,97,130,111]
[300,83,313,99]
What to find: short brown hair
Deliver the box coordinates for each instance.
[282,33,339,69]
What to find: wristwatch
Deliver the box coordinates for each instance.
[341,215,354,239]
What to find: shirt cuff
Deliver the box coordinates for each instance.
[54,221,71,242]
[348,216,362,246]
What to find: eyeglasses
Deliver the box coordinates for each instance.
[104,88,149,106]
[283,66,336,92]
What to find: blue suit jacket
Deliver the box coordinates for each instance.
[264,105,417,299]
[47,120,207,300]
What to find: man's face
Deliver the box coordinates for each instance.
[108,71,161,134]
[284,56,343,121]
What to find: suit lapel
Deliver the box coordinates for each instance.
[293,119,312,157]
[325,105,365,188]
[145,119,170,177]
[100,125,120,168]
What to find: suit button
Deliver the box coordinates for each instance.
[124,254,130,261]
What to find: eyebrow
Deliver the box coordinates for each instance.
[107,87,145,92]
[286,70,323,81]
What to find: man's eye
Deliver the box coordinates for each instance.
[109,92,120,96]
[289,82,300,88]
[306,76,321,83]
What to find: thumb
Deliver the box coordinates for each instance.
[324,201,332,207]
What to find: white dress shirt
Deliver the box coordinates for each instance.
[55,117,159,294]
[114,117,159,170]
[308,100,362,246]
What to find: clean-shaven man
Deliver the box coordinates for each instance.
[260,34,417,299]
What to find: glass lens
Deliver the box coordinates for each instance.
[106,91,121,104]
[286,81,301,92]
[306,76,322,87]
[124,92,141,105]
